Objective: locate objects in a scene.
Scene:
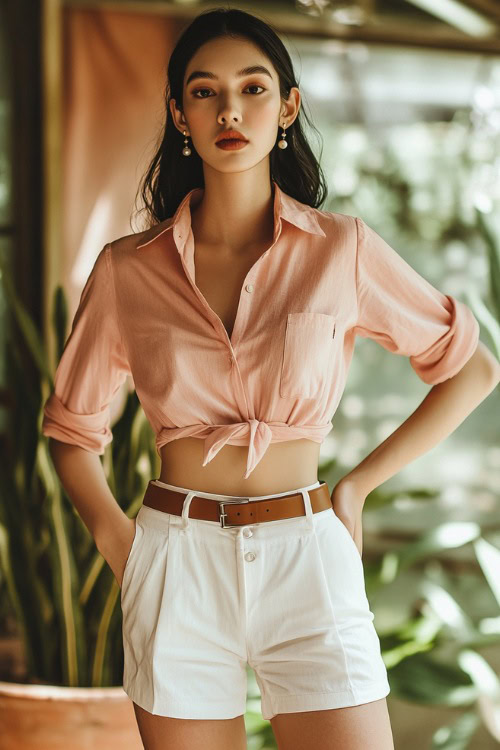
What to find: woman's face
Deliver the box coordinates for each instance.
[170,36,300,173]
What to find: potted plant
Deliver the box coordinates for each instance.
[0,256,152,748]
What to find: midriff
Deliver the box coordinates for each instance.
[159,437,321,496]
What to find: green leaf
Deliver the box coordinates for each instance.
[420,580,476,639]
[388,652,476,706]
[473,538,500,610]
[431,710,480,749]
[0,256,52,380]
[458,650,500,700]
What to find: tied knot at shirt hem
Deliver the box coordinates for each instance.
[155,420,333,479]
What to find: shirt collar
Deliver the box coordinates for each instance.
[135,179,326,250]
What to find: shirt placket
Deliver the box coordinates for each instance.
[173,214,283,475]
[177,219,281,385]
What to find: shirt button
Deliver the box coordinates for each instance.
[245,283,254,293]
[243,528,253,538]
[245,552,256,562]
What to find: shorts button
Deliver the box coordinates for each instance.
[243,528,253,538]
[245,552,256,562]
[245,283,254,293]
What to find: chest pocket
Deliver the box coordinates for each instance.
[279,312,336,400]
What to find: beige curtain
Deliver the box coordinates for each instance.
[61,6,181,413]
[62,6,180,308]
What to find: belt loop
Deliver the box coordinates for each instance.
[301,488,315,532]
[180,491,196,531]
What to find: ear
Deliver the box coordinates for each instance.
[170,98,189,135]
[281,86,301,127]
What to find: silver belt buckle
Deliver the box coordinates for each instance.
[218,497,251,528]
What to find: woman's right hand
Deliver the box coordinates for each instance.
[97,516,137,589]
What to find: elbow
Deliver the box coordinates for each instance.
[470,340,500,386]
[449,340,500,389]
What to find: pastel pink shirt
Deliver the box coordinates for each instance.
[42,180,480,479]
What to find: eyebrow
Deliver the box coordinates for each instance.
[186,65,274,87]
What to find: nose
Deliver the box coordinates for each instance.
[219,113,240,125]
[218,99,241,125]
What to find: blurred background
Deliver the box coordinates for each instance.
[0,1,499,748]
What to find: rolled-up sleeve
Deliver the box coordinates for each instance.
[353,217,480,385]
[41,244,131,452]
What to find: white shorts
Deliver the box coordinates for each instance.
[120,479,390,720]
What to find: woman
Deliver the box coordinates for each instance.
[42,7,500,750]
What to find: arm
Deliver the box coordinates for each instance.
[42,245,135,586]
[332,342,499,556]
[48,439,136,586]
[331,218,499,556]
[48,438,131,544]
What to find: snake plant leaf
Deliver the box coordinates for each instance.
[79,548,109,608]
[37,442,88,684]
[44,483,88,686]
[0,447,54,678]
[8,324,45,483]
[91,580,121,687]
[0,256,51,381]
[0,521,35,670]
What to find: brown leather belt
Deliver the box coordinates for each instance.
[142,480,332,528]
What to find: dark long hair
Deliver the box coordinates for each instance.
[137,6,328,228]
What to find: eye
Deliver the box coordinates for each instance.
[191,88,212,98]
[246,84,265,94]
[191,84,266,98]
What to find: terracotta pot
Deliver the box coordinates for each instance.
[0,681,143,749]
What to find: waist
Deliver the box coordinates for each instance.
[159,437,322,497]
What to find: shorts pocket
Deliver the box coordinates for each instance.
[279,312,336,399]
[332,511,362,563]
[314,514,370,609]
[120,509,144,596]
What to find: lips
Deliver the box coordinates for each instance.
[215,130,248,143]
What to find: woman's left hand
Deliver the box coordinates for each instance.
[330,479,367,559]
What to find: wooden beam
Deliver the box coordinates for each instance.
[61,0,500,54]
